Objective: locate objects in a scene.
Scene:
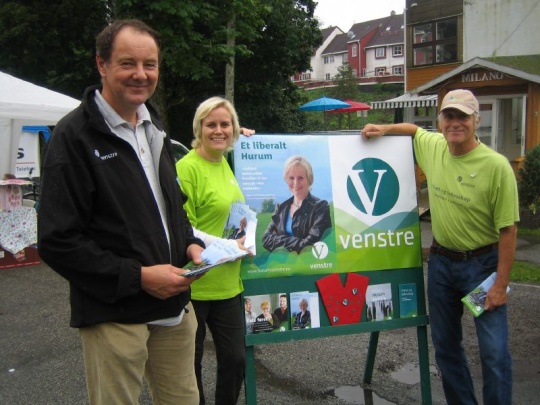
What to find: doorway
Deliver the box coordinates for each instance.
[477,96,525,162]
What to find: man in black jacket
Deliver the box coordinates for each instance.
[38,19,204,404]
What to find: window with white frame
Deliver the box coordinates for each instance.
[342,53,348,63]
[352,44,357,57]
[375,47,386,58]
[325,73,331,80]
[323,55,335,64]
[413,17,457,66]
[392,45,403,56]
[375,67,386,76]
[392,65,403,75]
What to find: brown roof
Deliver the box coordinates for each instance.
[322,33,350,55]
[347,16,393,43]
[366,13,404,48]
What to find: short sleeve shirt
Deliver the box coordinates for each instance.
[413,128,519,251]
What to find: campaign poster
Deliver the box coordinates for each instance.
[234,134,422,280]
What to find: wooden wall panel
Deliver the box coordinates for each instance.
[407,0,462,24]
[406,64,460,92]
[526,84,540,152]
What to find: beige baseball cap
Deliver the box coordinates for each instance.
[440,89,479,115]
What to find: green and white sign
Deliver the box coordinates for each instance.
[234,134,422,279]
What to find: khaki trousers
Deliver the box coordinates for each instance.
[79,302,198,405]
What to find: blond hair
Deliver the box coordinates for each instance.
[283,155,314,186]
[191,96,241,151]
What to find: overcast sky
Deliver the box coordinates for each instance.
[314,0,405,31]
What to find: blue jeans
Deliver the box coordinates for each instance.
[427,250,512,405]
[192,294,246,405]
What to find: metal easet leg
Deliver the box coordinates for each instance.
[245,345,257,404]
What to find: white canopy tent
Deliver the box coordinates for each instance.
[0,71,80,178]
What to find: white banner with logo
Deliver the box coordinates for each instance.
[16,130,40,178]
[234,134,422,280]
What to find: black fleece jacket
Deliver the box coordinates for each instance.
[38,86,203,327]
[262,193,332,253]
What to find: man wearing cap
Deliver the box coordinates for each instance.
[361,89,518,404]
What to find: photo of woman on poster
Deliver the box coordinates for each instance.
[228,217,247,240]
[253,301,280,333]
[292,298,311,329]
[262,155,332,253]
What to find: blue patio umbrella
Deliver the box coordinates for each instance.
[298,96,351,111]
[298,96,351,130]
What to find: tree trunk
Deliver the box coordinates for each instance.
[225,14,236,103]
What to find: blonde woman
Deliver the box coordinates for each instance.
[253,300,279,333]
[176,96,250,405]
[262,155,332,253]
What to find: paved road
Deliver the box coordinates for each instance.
[1,222,538,404]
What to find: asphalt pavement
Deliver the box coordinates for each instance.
[1,216,539,404]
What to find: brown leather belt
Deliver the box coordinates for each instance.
[430,239,498,261]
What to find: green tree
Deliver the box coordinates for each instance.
[328,64,361,129]
[234,0,322,133]
[112,0,268,142]
[1,0,321,142]
[261,198,276,214]
[331,64,359,101]
[0,0,110,98]
[115,0,321,140]
[518,145,540,214]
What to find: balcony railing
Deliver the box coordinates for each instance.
[293,73,404,89]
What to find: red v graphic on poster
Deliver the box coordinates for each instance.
[316,273,369,325]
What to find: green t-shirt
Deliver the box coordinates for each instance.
[413,128,519,251]
[176,150,245,300]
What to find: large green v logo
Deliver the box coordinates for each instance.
[346,158,399,216]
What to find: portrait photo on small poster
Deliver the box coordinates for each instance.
[244,293,289,334]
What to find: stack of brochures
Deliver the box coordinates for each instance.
[183,238,249,277]
[221,202,257,254]
[461,272,510,317]
[183,202,257,277]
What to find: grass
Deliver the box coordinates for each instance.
[511,227,540,284]
[518,227,540,237]
[511,261,540,284]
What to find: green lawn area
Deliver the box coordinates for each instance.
[511,227,540,284]
[511,261,540,284]
[518,227,540,237]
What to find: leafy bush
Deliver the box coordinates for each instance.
[517,145,540,214]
